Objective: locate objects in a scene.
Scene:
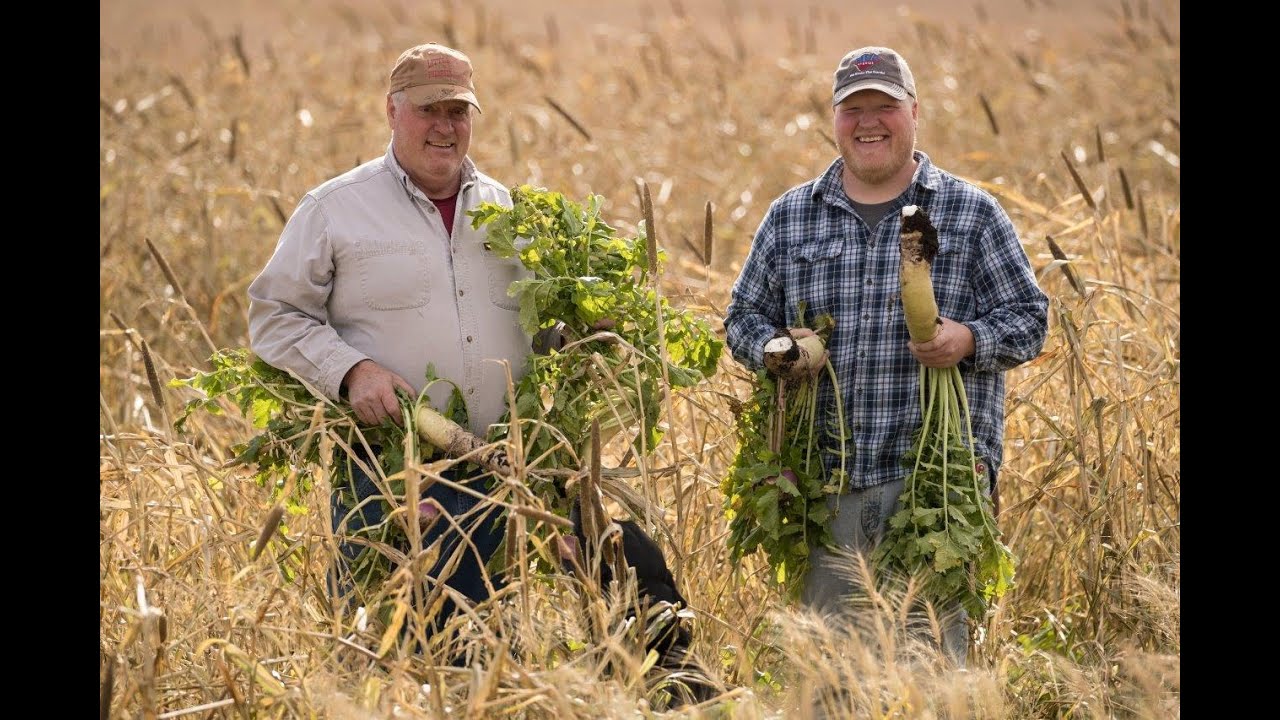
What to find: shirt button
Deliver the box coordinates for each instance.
[854,423,863,430]
[862,314,869,320]
[458,290,465,297]
[858,350,865,358]
[467,336,474,343]
[864,279,872,285]
[467,388,475,395]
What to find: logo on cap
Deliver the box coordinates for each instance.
[424,55,467,83]
[853,53,882,71]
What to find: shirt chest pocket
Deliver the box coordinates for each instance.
[788,235,849,269]
[487,258,526,312]
[796,238,845,265]
[929,234,972,318]
[792,238,853,293]
[355,239,430,311]
[791,238,852,321]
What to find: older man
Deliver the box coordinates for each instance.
[248,43,529,629]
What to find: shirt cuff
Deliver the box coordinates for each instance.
[319,347,370,402]
[749,325,782,368]
[965,321,994,371]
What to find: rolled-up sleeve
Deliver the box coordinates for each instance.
[247,195,367,400]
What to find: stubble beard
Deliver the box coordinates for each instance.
[840,139,913,188]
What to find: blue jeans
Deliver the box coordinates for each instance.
[329,446,507,628]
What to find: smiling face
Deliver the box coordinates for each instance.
[387,94,473,198]
[833,89,919,200]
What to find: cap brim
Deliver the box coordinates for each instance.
[404,84,483,113]
[833,80,910,107]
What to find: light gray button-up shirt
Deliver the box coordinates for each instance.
[248,145,530,436]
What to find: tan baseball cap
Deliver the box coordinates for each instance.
[832,46,916,106]
[388,43,482,113]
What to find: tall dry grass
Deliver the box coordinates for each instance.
[101,1,1179,717]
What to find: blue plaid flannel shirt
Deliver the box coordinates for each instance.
[724,152,1049,490]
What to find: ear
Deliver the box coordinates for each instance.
[386,94,396,127]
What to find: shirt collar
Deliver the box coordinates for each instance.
[810,149,941,206]
[382,142,477,202]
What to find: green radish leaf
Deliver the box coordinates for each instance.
[871,365,1017,617]
[774,474,800,497]
[721,312,848,600]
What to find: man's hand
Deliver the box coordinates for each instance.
[342,359,416,426]
[907,317,975,368]
[763,327,828,382]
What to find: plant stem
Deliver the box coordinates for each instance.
[908,365,937,516]
[802,379,817,477]
[953,365,998,539]
[824,360,848,495]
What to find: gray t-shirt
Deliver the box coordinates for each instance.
[850,199,896,230]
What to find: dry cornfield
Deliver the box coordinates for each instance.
[100,0,1179,717]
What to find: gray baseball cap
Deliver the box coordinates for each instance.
[832,46,916,106]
